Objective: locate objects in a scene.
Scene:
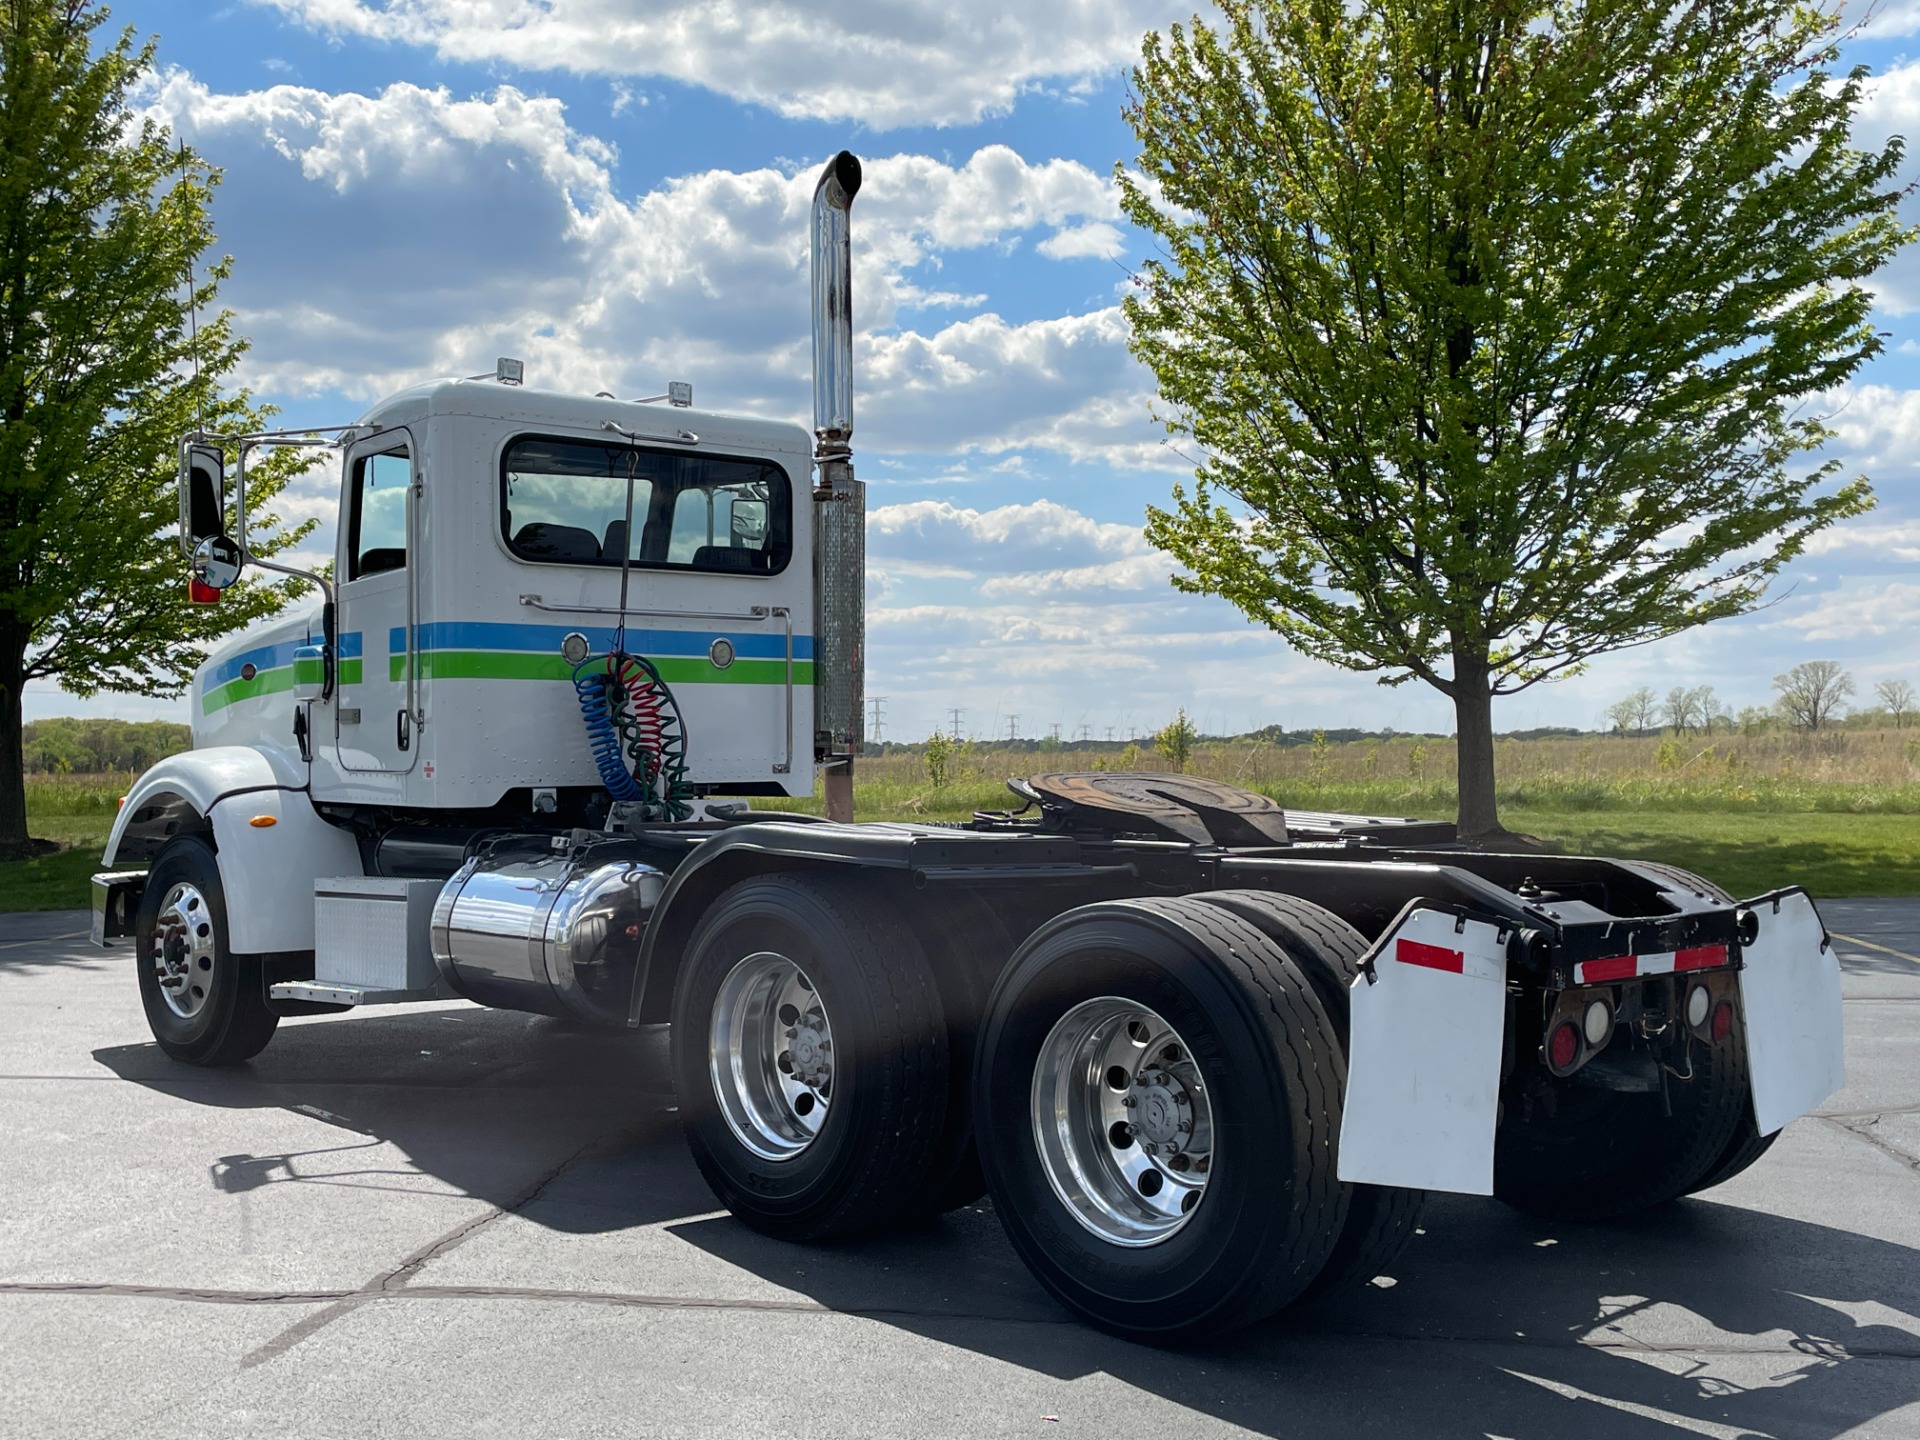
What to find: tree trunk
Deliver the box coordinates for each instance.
[1452,653,1502,842]
[0,638,29,853]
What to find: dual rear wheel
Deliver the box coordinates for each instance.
[673,879,1418,1341]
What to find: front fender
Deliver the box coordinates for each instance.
[103,746,360,955]
[103,745,309,866]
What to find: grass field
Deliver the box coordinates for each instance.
[5,731,1918,911]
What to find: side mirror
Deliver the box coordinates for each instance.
[731,498,769,545]
[179,443,225,553]
[190,534,244,603]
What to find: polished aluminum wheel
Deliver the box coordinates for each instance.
[710,952,834,1161]
[152,881,217,1020]
[1032,997,1214,1246]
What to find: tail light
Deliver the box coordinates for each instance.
[1547,1020,1583,1074]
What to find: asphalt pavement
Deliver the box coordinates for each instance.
[2,899,1917,1439]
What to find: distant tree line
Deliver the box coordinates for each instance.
[21,718,190,774]
[1606,665,1915,736]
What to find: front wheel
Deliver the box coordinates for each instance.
[135,835,278,1066]
[974,897,1347,1342]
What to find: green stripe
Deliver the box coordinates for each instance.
[203,666,293,713]
[391,650,812,686]
[204,658,360,712]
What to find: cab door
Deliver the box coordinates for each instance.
[332,433,420,774]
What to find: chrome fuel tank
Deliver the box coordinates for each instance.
[431,846,665,1024]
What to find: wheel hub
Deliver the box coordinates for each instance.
[1031,998,1214,1247]
[151,881,216,1020]
[711,953,835,1162]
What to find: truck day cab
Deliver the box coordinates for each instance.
[92,152,1846,1342]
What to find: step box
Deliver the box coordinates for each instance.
[313,876,442,992]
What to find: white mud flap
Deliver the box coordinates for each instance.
[1739,889,1844,1136]
[1339,908,1509,1195]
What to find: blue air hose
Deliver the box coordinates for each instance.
[574,664,643,801]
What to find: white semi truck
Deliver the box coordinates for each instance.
[92,152,1846,1342]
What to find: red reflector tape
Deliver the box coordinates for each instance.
[1396,938,1464,973]
[1675,945,1727,972]
[1578,955,1638,985]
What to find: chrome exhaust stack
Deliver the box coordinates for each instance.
[810,150,863,821]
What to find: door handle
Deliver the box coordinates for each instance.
[397,709,412,751]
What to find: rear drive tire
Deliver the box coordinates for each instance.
[974,896,1347,1342]
[1636,865,1780,1197]
[670,872,949,1240]
[1192,890,1427,1297]
[135,835,279,1066]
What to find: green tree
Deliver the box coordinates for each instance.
[924,729,955,787]
[1773,660,1853,731]
[1122,0,1901,840]
[0,1,312,854]
[1156,707,1197,772]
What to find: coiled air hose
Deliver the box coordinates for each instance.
[572,651,694,821]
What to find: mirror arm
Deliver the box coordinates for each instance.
[235,436,337,608]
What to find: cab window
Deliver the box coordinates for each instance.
[348,448,410,579]
[501,435,790,575]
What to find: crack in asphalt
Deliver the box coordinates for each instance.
[230,1126,642,1369]
[1823,1115,1920,1179]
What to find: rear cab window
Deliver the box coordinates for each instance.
[501,435,791,575]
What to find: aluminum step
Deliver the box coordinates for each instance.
[270,978,455,1007]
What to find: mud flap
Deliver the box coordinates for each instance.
[1339,908,1509,1195]
[1739,888,1844,1136]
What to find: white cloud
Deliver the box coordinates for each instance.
[144,73,1157,461]
[1037,221,1126,261]
[1781,580,1920,641]
[247,0,1184,130]
[869,498,1150,572]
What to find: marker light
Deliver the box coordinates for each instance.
[1686,985,1711,1028]
[1711,1001,1734,1042]
[248,815,277,828]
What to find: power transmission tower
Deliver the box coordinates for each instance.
[868,695,886,743]
[1050,723,1062,742]
[948,707,964,740]
[1007,715,1020,741]
[1105,726,1116,742]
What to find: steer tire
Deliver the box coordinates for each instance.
[670,872,949,1241]
[1191,890,1427,1297]
[135,835,279,1066]
[974,896,1347,1343]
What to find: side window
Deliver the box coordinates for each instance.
[349,448,410,580]
[501,436,790,574]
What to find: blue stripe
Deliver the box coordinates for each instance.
[336,630,364,658]
[204,641,304,687]
[387,620,814,662]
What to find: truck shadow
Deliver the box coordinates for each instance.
[93,1007,1920,1439]
[672,1191,1920,1440]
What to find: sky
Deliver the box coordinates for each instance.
[28,0,1920,743]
